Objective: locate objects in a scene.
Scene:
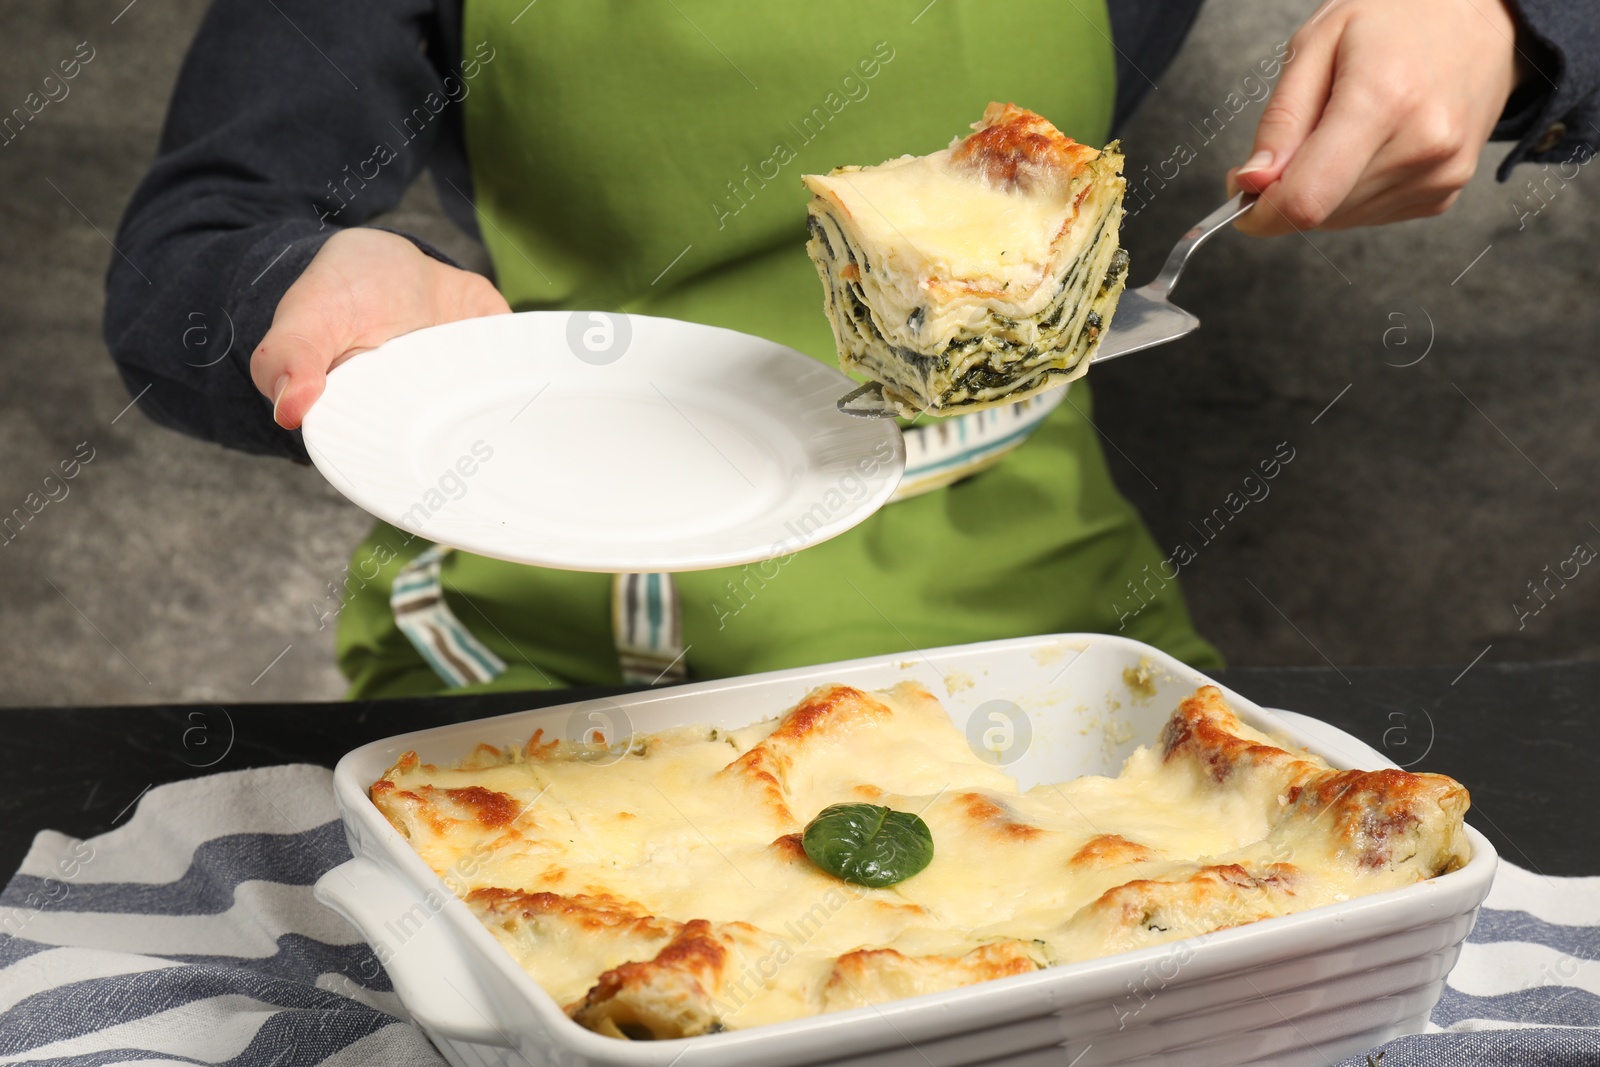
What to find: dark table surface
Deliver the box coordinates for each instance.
[3,661,1593,879]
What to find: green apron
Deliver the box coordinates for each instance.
[334,0,1222,698]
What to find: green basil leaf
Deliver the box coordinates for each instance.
[802,802,934,888]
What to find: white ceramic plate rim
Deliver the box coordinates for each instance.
[301,311,904,572]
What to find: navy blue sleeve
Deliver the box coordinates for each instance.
[103,0,473,461]
[1495,0,1600,176]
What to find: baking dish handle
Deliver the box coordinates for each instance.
[315,856,514,1048]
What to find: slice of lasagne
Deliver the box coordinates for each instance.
[804,102,1129,416]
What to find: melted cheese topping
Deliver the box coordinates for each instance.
[807,152,1079,290]
[371,684,1470,1039]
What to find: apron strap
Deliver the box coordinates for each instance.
[891,386,1068,501]
[390,545,508,689]
[394,390,1066,689]
[613,572,688,685]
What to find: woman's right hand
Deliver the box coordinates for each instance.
[250,227,511,429]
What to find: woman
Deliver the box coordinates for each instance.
[106,0,1591,697]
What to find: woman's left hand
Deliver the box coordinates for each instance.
[1228,0,1525,235]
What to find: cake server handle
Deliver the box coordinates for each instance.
[1143,191,1257,300]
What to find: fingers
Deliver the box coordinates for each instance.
[1235,66,1398,237]
[1321,185,1463,230]
[1230,0,1517,236]
[1227,12,1342,199]
[1237,68,1480,236]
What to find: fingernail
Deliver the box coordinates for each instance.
[1236,149,1273,175]
[272,374,290,423]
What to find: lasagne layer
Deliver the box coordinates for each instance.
[371,684,1470,1039]
[803,103,1129,416]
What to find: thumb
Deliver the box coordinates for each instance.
[1229,30,1338,196]
[253,331,331,431]
[250,287,354,431]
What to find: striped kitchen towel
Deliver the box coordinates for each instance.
[0,765,1597,1065]
[0,766,440,1066]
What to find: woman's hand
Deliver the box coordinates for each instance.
[1228,0,1524,235]
[250,228,511,429]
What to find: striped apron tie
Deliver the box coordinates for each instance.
[891,386,1067,501]
[613,572,687,685]
[389,545,507,688]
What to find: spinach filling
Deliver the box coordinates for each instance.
[805,213,833,259]
[1101,248,1130,294]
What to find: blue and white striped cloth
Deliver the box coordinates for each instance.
[1,766,1597,1065]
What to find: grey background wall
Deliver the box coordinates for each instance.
[1,0,1595,707]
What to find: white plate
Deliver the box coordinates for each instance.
[301,311,904,572]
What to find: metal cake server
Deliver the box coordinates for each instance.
[838,191,1258,418]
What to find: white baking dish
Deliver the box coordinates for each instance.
[316,633,1497,1067]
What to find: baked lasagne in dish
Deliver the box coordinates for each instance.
[803,102,1130,416]
[371,684,1469,1040]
